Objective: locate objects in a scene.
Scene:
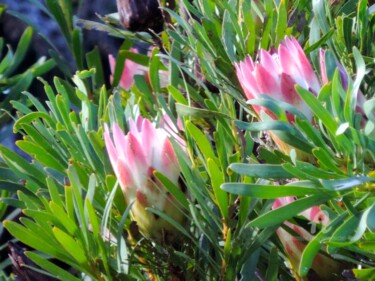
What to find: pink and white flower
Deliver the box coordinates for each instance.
[109,48,147,90]
[104,116,185,241]
[273,197,343,280]
[235,36,320,122]
[109,47,169,90]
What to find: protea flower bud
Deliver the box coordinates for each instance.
[116,0,175,33]
[273,197,344,280]
[104,116,185,242]
[109,47,169,91]
[235,36,320,123]
[235,36,320,159]
[109,48,148,90]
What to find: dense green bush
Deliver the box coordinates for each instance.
[0,1,374,280]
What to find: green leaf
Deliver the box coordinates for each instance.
[49,202,78,236]
[154,171,189,210]
[149,48,161,93]
[116,202,133,274]
[0,180,30,194]
[23,210,55,225]
[265,247,279,281]
[352,268,375,281]
[86,47,104,87]
[312,147,343,174]
[4,221,62,258]
[275,0,287,45]
[186,121,216,161]
[25,252,81,281]
[367,203,375,232]
[235,118,314,153]
[320,176,374,191]
[228,163,293,178]
[0,146,46,190]
[327,215,360,251]
[248,95,307,122]
[13,112,55,133]
[177,103,231,120]
[221,184,328,198]
[249,194,332,228]
[18,191,41,210]
[3,27,33,76]
[364,98,375,124]
[296,85,337,135]
[16,140,66,173]
[222,10,236,62]
[46,177,64,208]
[72,29,83,70]
[168,85,188,105]
[65,185,75,222]
[207,158,228,220]
[146,207,192,239]
[46,0,71,43]
[19,216,55,243]
[53,227,88,266]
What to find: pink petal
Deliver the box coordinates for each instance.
[235,60,261,100]
[280,73,300,105]
[112,123,127,158]
[288,37,320,92]
[125,132,147,169]
[109,55,116,85]
[160,138,179,181]
[301,206,329,225]
[259,49,279,77]
[278,43,305,86]
[319,49,329,85]
[128,118,138,135]
[136,115,144,131]
[273,197,295,209]
[117,158,134,191]
[104,124,118,169]
[141,118,158,159]
[119,61,136,90]
[254,64,280,97]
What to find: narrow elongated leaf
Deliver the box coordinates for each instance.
[320,176,374,191]
[249,194,332,228]
[186,121,216,161]
[207,158,228,220]
[154,171,189,210]
[53,227,88,266]
[4,221,61,258]
[221,184,328,198]
[26,252,81,281]
[229,163,293,178]
[146,207,192,239]
[16,140,66,173]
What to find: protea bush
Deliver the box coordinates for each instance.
[0,1,374,281]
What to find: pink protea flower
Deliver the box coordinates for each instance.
[109,47,169,91]
[273,197,343,280]
[235,36,320,123]
[104,116,185,241]
[109,48,147,90]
